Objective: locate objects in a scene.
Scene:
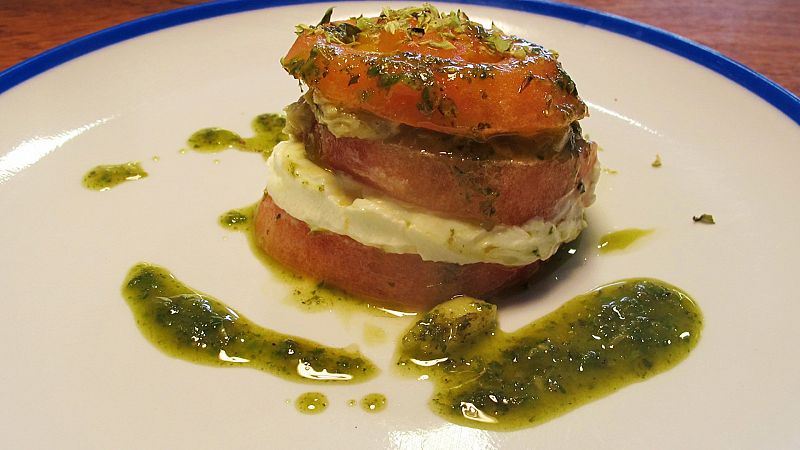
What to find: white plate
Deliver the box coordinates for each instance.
[1,1,799,449]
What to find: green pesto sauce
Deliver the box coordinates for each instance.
[121,263,376,383]
[219,205,255,231]
[296,392,328,414]
[187,113,287,157]
[219,202,418,317]
[397,279,702,430]
[597,228,654,254]
[82,162,147,191]
[361,393,387,413]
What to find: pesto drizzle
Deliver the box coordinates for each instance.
[122,263,377,383]
[397,279,702,430]
[219,205,255,231]
[187,113,288,157]
[82,162,148,191]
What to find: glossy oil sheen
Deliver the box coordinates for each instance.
[397,279,702,430]
[121,263,377,383]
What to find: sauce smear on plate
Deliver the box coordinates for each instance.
[397,279,702,429]
[122,263,377,383]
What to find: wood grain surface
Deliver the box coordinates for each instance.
[1,0,798,96]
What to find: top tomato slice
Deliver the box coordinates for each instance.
[282,6,587,139]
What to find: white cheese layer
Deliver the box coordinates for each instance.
[265,139,595,267]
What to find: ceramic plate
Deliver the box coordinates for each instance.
[1,1,798,448]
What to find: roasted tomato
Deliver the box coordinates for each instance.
[282,5,587,140]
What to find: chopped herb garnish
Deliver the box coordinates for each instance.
[652,154,662,167]
[421,39,456,50]
[487,34,513,53]
[290,3,556,73]
[519,73,534,93]
[317,7,334,26]
[327,22,362,44]
[408,26,426,37]
[692,214,715,224]
[355,16,372,31]
[417,86,436,113]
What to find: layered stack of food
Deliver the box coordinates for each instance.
[255,5,599,308]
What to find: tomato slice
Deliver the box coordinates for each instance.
[254,193,542,309]
[303,115,597,227]
[282,6,587,139]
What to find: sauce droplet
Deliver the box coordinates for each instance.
[360,393,387,413]
[296,392,328,414]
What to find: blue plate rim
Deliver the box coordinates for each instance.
[1,0,798,125]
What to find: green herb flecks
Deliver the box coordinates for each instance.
[122,263,377,383]
[291,3,554,71]
[417,85,436,114]
[397,280,702,430]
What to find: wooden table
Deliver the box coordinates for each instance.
[1,0,798,96]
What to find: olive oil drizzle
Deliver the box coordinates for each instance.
[397,279,702,430]
[122,263,377,383]
[597,228,654,253]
